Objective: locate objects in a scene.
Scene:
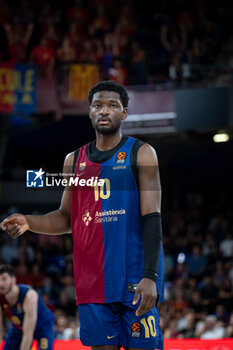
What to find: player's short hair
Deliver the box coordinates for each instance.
[0,265,15,276]
[88,80,129,107]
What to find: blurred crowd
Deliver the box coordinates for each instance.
[0,0,233,86]
[160,192,233,339]
[0,191,232,339]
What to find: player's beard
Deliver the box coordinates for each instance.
[4,281,13,295]
[92,118,122,135]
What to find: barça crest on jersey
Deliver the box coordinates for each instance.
[79,162,86,170]
[116,151,126,164]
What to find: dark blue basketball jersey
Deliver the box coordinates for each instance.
[0,284,54,331]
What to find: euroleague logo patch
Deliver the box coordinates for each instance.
[116,151,126,164]
[131,322,141,337]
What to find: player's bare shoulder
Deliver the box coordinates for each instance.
[137,143,159,167]
[62,152,75,182]
[64,151,75,169]
[23,289,38,310]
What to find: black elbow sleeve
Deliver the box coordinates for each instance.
[142,212,163,282]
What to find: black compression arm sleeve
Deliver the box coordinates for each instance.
[142,212,163,282]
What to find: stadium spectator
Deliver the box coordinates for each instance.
[56,37,77,64]
[108,57,128,85]
[4,22,34,63]
[189,291,206,318]
[15,262,33,285]
[30,262,46,290]
[171,289,189,312]
[219,233,233,259]
[218,278,233,310]
[212,261,227,287]
[0,239,18,264]
[178,311,196,338]
[128,41,148,85]
[56,291,76,317]
[101,32,120,73]
[200,276,219,314]
[78,39,101,64]
[63,317,80,340]
[186,245,207,279]
[168,53,191,83]
[214,304,230,325]
[163,319,179,339]
[195,314,225,339]
[225,312,233,338]
[54,314,68,340]
[30,36,55,76]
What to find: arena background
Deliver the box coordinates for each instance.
[0,0,233,349]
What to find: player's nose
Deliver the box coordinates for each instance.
[100,105,110,115]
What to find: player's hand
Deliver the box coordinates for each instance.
[132,278,157,316]
[0,214,29,239]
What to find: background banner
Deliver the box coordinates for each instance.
[68,64,99,101]
[0,63,37,116]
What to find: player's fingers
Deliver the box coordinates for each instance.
[11,231,22,239]
[136,294,156,316]
[146,296,156,312]
[6,224,21,237]
[1,215,17,225]
[132,287,141,305]
[0,219,12,230]
[8,230,21,239]
[136,294,147,316]
[5,224,18,233]
[0,222,7,230]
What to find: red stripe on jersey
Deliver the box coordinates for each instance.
[71,145,105,304]
[0,295,23,331]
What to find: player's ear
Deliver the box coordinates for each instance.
[122,107,128,121]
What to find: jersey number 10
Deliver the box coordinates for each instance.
[93,178,110,201]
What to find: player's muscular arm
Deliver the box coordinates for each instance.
[0,152,74,238]
[20,289,38,350]
[137,143,161,215]
[133,143,162,316]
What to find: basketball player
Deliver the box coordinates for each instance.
[1,81,164,349]
[0,264,54,350]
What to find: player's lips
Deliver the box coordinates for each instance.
[97,117,111,125]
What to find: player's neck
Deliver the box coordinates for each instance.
[95,131,122,151]
[5,285,20,306]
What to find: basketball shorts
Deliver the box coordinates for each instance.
[3,322,54,350]
[78,301,163,349]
